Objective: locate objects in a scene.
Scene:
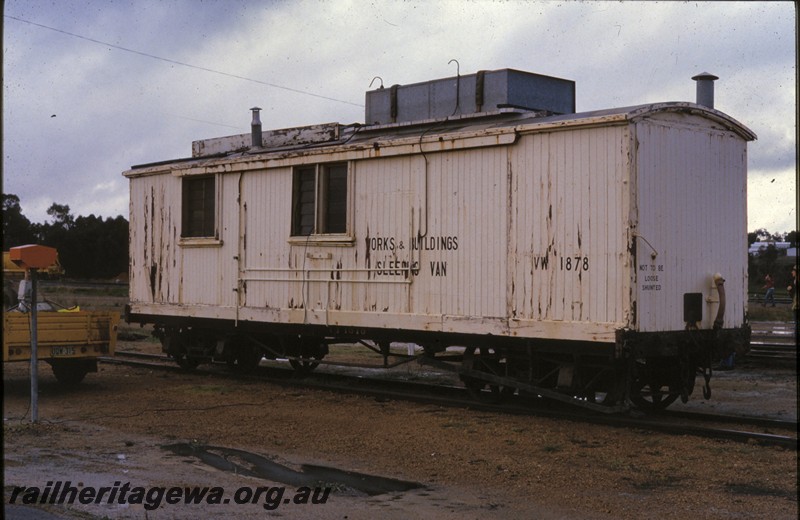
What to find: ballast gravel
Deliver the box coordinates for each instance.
[3,345,797,520]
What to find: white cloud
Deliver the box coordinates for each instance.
[748,169,797,234]
[91,181,117,194]
[2,0,796,233]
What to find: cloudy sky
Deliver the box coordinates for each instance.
[3,0,797,234]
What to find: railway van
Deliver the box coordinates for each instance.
[124,69,754,411]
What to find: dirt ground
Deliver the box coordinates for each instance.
[3,336,798,520]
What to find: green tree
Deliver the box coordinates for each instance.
[757,244,779,282]
[2,195,129,279]
[47,203,74,230]
[1,194,37,250]
[58,214,129,279]
[36,203,73,256]
[750,228,771,243]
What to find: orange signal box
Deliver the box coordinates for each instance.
[9,245,58,270]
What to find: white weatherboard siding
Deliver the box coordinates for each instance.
[239,147,509,333]
[633,113,748,332]
[508,126,632,338]
[127,104,752,344]
[129,172,179,305]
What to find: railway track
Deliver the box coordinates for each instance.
[748,322,796,363]
[102,351,798,450]
[748,296,792,305]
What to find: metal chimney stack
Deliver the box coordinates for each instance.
[250,107,262,148]
[691,72,718,109]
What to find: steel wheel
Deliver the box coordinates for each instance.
[233,344,262,373]
[174,353,199,370]
[289,357,321,374]
[630,359,680,410]
[460,346,510,403]
[287,336,326,375]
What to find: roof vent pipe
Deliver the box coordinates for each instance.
[250,107,262,148]
[691,72,718,109]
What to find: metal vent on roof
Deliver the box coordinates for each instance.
[365,68,575,125]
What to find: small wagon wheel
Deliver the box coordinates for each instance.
[289,357,321,374]
[174,353,200,371]
[460,346,511,403]
[288,336,326,375]
[233,343,263,373]
[629,359,680,410]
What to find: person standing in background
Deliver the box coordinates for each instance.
[763,274,775,307]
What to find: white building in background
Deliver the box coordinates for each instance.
[749,241,791,256]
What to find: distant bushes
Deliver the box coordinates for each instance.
[3,194,128,280]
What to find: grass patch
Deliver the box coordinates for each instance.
[747,304,793,321]
[24,281,131,312]
[41,282,129,298]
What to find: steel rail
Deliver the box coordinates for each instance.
[653,409,796,431]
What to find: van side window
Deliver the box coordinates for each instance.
[182,175,216,238]
[291,162,348,236]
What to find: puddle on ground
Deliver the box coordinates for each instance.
[162,443,423,496]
